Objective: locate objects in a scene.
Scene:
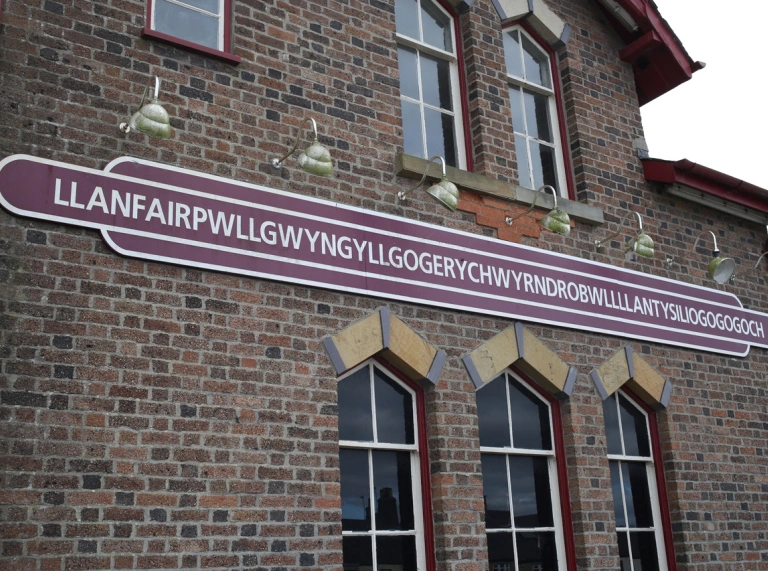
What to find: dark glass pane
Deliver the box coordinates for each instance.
[377,535,417,571]
[532,142,557,191]
[609,460,626,528]
[420,0,452,52]
[155,0,219,49]
[514,134,532,189]
[372,451,414,531]
[402,101,424,158]
[617,532,631,571]
[631,531,661,571]
[522,34,551,88]
[420,54,452,110]
[508,86,525,135]
[374,369,413,445]
[523,90,551,141]
[509,378,551,451]
[340,449,371,532]
[397,47,420,100]
[516,531,558,571]
[603,394,623,455]
[624,462,653,528]
[477,375,511,448]
[339,368,373,442]
[509,456,553,528]
[395,0,419,40]
[503,30,523,78]
[487,532,515,571]
[619,394,651,457]
[343,535,373,570]
[424,108,457,168]
[481,454,511,529]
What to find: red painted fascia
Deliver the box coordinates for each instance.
[642,158,768,215]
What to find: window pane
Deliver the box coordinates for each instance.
[340,449,371,532]
[377,535,417,571]
[522,90,551,141]
[420,0,452,52]
[631,531,661,571]
[338,368,373,442]
[420,54,452,110]
[481,454,511,529]
[343,535,373,569]
[514,134,532,189]
[530,142,557,191]
[487,532,516,571]
[521,34,551,88]
[509,456,553,528]
[395,0,419,40]
[402,101,425,158]
[619,394,651,457]
[372,451,415,531]
[503,30,523,79]
[508,86,525,135]
[155,0,219,49]
[374,370,414,445]
[509,378,551,451]
[617,532,631,571]
[477,375,511,448]
[624,462,654,528]
[424,107,457,167]
[604,395,623,455]
[398,46,420,100]
[174,0,219,12]
[609,460,626,528]
[516,531,558,571]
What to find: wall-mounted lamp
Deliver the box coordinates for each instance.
[687,231,735,285]
[754,251,768,273]
[594,211,654,258]
[270,117,333,177]
[119,76,173,139]
[505,185,570,236]
[397,155,459,212]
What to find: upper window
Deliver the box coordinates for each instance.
[144,0,238,61]
[338,362,429,571]
[395,0,466,169]
[504,27,567,195]
[604,391,669,571]
[477,371,568,571]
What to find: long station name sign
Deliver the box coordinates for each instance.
[1,154,766,357]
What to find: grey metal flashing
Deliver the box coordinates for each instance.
[379,306,391,350]
[462,354,485,389]
[590,370,609,401]
[514,322,526,360]
[426,350,447,386]
[658,380,672,410]
[527,0,534,11]
[559,366,578,399]
[553,23,571,49]
[625,345,635,379]
[490,0,508,20]
[322,336,347,376]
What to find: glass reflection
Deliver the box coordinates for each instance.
[522,35,551,88]
[424,108,457,167]
[515,134,532,188]
[631,531,660,571]
[420,0,452,51]
[343,535,373,569]
[487,532,516,570]
[604,394,623,455]
[619,394,651,457]
[610,461,626,527]
[397,47,420,100]
[420,54,452,110]
[373,451,414,530]
[504,30,523,78]
[534,143,557,190]
[508,86,525,134]
[509,378,551,451]
[395,0,419,40]
[509,456,553,528]
[377,535,417,571]
[374,370,414,445]
[477,376,511,448]
[402,101,424,158]
[156,0,218,49]
[481,454,511,529]
[516,531,558,571]
[339,369,373,442]
[624,462,653,528]
[340,449,371,532]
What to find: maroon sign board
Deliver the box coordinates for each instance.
[1,154,766,357]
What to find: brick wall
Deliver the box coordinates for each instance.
[1,0,767,570]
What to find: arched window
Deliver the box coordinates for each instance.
[604,391,669,571]
[338,361,429,571]
[477,370,568,571]
[504,26,568,196]
[395,0,467,169]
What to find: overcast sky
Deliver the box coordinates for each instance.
[640,0,768,189]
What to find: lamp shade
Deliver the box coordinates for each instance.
[540,206,570,236]
[425,177,459,212]
[298,140,333,176]
[709,255,735,284]
[631,231,654,258]
[127,98,173,139]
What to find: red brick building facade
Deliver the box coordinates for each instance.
[1,0,766,570]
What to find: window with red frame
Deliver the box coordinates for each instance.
[604,390,670,571]
[477,370,571,571]
[144,0,236,59]
[338,361,432,571]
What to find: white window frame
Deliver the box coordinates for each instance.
[150,0,226,52]
[338,361,427,571]
[396,0,467,169]
[478,370,568,571]
[606,390,668,571]
[504,25,568,196]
